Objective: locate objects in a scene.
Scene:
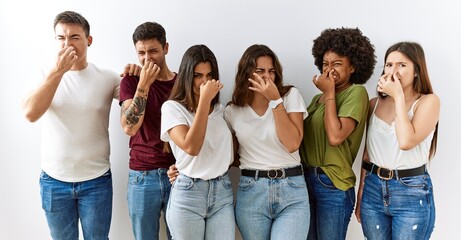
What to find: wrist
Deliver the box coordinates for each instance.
[269,98,283,109]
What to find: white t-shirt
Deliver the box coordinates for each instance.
[367,98,434,169]
[224,88,307,170]
[40,63,120,182]
[160,101,233,180]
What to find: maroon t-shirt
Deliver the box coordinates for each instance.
[119,74,176,170]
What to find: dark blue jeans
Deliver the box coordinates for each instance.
[305,170,355,240]
[40,170,112,240]
[360,171,435,240]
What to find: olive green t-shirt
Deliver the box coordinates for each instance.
[300,84,369,191]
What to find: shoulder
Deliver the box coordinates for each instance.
[284,87,304,100]
[88,63,120,80]
[348,84,368,94]
[415,93,440,111]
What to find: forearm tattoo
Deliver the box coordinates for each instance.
[124,96,147,126]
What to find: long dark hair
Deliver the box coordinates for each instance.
[382,41,438,159]
[230,44,292,106]
[169,44,220,112]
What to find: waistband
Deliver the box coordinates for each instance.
[362,161,426,180]
[241,165,303,179]
[179,171,229,182]
[303,165,325,174]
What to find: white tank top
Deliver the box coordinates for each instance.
[366,98,434,169]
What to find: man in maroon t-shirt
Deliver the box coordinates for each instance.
[119,21,176,240]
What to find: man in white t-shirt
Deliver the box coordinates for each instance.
[21,11,121,240]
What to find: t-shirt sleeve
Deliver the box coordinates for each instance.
[110,70,121,101]
[119,76,138,105]
[284,87,308,119]
[223,105,235,133]
[338,85,369,125]
[160,101,189,142]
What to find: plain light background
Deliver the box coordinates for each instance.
[1,0,460,239]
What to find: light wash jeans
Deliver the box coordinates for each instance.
[235,175,310,240]
[304,169,355,240]
[39,170,112,240]
[360,171,435,240]
[127,169,171,240]
[166,172,235,240]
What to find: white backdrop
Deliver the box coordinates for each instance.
[1,0,460,239]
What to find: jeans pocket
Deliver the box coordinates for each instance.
[238,176,255,191]
[286,176,307,188]
[317,174,337,190]
[398,175,427,188]
[174,176,194,190]
[128,171,145,185]
[221,177,233,189]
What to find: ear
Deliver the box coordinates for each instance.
[87,36,93,47]
[164,42,169,55]
[351,66,355,73]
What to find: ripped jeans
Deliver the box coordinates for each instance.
[360,171,435,240]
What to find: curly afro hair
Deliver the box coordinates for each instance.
[312,27,376,84]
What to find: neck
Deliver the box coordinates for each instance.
[70,61,88,71]
[157,65,175,81]
[251,92,268,107]
[335,82,352,93]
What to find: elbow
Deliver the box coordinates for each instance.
[286,143,300,153]
[184,147,200,156]
[182,143,203,156]
[23,110,39,123]
[285,139,302,153]
[399,141,416,151]
[327,135,345,147]
[123,128,137,137]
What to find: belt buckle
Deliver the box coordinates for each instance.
[267,169,285,179]
[377,167,394,180]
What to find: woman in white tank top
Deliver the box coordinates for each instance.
[356,42,440,240]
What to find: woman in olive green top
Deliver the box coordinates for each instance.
[300,27,376,240]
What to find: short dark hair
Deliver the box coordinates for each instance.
[312,27,376,84]
[132,22,167,47]
[54,11,90,37]
[169,45,220,112]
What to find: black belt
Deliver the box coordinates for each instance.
[241,166,303,179]
[303,165,325,174]
[362,161,426,180]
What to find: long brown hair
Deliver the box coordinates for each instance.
[230,44,292,106]
[169,44,220,112]
[383,42,438,159]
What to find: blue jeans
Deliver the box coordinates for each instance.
[360,171,435,240]
[127,169,171,240]
[235,175,310,240]
[305,170,355,240]
[166,172,235,240]
[39,170,113,240]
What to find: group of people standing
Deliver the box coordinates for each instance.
[22,10,439,240]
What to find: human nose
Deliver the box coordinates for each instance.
[201,76,210,84]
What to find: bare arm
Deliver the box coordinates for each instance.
[312,70,357,146]
[120,62,159,136]
[248,73,303,152]
[273,106,304,153]
[355,98,375,223]
[167,80,223,156]
[379,73,440,150]
[22,46,77,122]
[323,98,357,146]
